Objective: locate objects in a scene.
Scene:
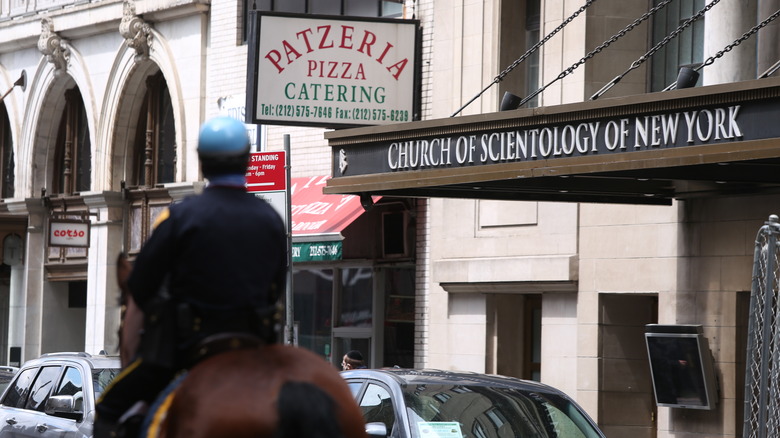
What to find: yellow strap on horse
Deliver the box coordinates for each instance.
[146,390,176,438]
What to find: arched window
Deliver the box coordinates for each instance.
[131,72,175,187]
[53,88,90,195]
[125,71,176,255]
[0,104,14,199]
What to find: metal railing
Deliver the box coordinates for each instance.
[744,215,780,438]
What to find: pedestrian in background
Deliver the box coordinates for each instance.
[342,350,368,370]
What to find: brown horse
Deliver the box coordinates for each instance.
[115,254,368,438]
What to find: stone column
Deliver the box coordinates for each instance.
[83,191,125,355]
[703,0,758,85]
[5,198,48,362]
[757,0,780,75]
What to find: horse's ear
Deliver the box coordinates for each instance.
[116,252,131,292]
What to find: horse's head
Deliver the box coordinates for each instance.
[117,252,132,302]
[116,253,142,368]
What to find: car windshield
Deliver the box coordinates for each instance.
[92,368,120,400]
[401,383,602,438]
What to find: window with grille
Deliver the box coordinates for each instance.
[650,0,705,91]
[0,104,14,199]
[53,89,90,195]
[131,72,175,188]
[125,71,177,255]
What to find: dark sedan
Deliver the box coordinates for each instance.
[343,368,605,438]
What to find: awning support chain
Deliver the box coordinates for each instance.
[450,0,596,117]
[664,6,780,90]
[516,0,674,109]
[592,0,721,100]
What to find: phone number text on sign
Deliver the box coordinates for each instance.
[259,103,410,123]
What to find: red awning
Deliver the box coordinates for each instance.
[291,176,378,241]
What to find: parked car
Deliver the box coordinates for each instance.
[342,368,605,438]
[0,352,121,438]
[0,366,18,395]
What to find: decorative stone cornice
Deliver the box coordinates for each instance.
[119,0,152,61]
[37,17,70,74]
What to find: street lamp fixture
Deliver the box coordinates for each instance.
[0,71,26,103]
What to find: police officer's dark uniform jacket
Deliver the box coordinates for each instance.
[94,117,287,438]
[131,182,286,364]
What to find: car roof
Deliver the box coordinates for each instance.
[21,352,120,370]
[341,368,565,394]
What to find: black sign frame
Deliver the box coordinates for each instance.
[245,11,422,129]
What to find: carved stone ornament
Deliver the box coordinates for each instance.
[119,0,152,60]
[37,17,70,74]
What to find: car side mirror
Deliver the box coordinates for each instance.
[45,395,83,421]
[365,422,388,437]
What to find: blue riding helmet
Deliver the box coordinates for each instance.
[197,116,251,176]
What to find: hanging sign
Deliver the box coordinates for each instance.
[292,241,342,262]
[49,219,90,247]
[246,151,288,223]
[246,12,420,128]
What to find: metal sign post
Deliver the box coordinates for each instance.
[244,148,293,345]
[283,134,295,346]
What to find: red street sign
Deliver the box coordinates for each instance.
[246,151,286,192]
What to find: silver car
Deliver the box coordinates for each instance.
[0,366,18,395]
[343,368,605,438]
[0,352,120,438]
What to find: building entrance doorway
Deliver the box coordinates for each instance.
[487,294,541,380]
[599,294,658,437]
[42,280,86,353]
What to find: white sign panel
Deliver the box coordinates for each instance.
[254,191,287,225]
[218,95,263,151]
[248,13,419,128]
[49,220,90,247]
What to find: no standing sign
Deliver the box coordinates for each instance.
[246,151,287,223]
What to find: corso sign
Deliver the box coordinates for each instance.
[49,220,90,247]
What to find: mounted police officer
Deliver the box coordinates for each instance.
[95,116,287,438]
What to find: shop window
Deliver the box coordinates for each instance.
[293,268,334,359]
[0,105,14,199]
[294,264,415,368]
[52,88,90,195]
[384,267,414,368]
[68,281,87,308]
[339,267,373,327]
[650,0,704,91]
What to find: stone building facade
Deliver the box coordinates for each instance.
[0,0,778,437]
